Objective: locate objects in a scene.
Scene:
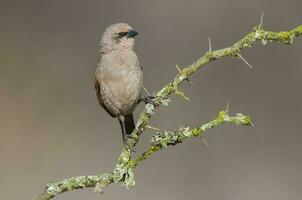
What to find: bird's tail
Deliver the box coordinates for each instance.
[118,113,135,145]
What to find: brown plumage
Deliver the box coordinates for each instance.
[94,23,143,145]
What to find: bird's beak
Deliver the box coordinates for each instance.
[127,30,138,38]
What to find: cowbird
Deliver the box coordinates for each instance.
[94,23,142,145]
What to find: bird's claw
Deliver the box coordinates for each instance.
[139,96,159,106]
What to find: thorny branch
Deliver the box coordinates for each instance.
[36,21,302,200]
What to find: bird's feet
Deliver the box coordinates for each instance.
[138,96,159,106]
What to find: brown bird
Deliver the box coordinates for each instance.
[94,23,143,145]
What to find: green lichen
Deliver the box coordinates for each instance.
[122,168,135,189]
[94,182,104,193]
[46,184,60,196]
[291,25,302,37]
[145,103,155,115]
[159,97,171,106]
[217,111,227,124]
[277,31,293,44]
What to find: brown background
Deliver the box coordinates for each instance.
[0,0,301,200]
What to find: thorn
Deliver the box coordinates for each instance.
[225,101,230,114]
[146,125,161,131]
[175,90,190,101]
[208,36,212,52]
[202,138,209,146]
[176,65,181,72]
[250,121,255,127]
[185,78,194,85]
[259,11,264,28]
[237,53,254,69]
[143,86,151,96]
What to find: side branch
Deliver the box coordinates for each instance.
[130,110,252,168]
[155,25,302,101]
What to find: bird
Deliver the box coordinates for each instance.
[94,23,143,145]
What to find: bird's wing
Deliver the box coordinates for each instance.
[94,70,116,117]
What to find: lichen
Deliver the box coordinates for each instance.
[159,97,171,106]
[145,103,155,115]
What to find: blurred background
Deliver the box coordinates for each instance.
[0,0,301,200]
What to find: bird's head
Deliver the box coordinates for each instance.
[100,23,138,51]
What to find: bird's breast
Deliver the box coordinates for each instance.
[98,51,142,115]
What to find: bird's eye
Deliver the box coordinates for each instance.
[118,32,128,38]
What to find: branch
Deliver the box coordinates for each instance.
[36,23,302,200]
[130,110,252,168]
